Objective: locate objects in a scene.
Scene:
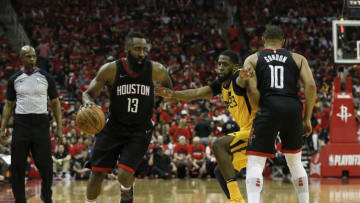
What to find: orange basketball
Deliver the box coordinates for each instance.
[76,105,106,135]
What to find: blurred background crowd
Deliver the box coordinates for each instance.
[0,0,360,182]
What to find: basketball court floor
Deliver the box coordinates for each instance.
[1,178,360,203]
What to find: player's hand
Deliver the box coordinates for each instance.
[239,66,255,80]
[155,87,174,99]
[302,119,312,137]
[0,128,9,142]
[0,128,6,138]
[80,101,96,110]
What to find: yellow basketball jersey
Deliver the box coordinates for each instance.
[221,74,258,130]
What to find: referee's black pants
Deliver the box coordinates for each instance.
[11,114,53,203]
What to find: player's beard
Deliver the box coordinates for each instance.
[127,53,148,74]
[219,71,232,83]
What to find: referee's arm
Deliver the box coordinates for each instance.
[0,76,16,138]
[47,73,63,138]
[0,100,15,137]
[50,98,62,138]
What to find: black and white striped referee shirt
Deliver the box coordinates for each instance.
[6,69,59,114]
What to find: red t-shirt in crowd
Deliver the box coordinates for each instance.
[174,143,191,155]
[190,144,205,160]
[159,111,173,123]
[173,128,192,142]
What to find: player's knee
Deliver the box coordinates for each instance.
[117,168,133,185]
[246,155,267,179]
[89,171,106,185]
[212,137,229,155]
[214,165,221,176]
[284,152,302,166]
[284,152,307,179]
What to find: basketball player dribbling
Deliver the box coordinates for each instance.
[242,25,316,203]
[82,32,173,203]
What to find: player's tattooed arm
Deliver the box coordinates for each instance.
[239,54,260,105]
[83,62,116,106]
[152,62,173,89]
[237,53,257,87]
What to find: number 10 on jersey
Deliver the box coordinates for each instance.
[128,98,139,113]
[269,65,284,89]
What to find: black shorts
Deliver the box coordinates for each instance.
[246,96,303,158]
[90,121,152,174]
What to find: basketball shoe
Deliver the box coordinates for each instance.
[226,199,246,203]
[119,185,134,203]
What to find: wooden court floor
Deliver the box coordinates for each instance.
[1,178,360,203]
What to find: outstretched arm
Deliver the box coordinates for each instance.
[153,61,214,101]
[155,86,214,101]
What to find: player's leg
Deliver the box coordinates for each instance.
[86,131,122,202]
[213,133,245,202]
[245,155,267,203]
[86,171,107,202]
[31,116,53,203]
[10,115,31,203]
[284,152,308,203]
[246,111,279,203]
[117,130,152,203]
[279,102,309,203]
[214,165,230,199]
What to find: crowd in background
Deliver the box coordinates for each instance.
[1,0,360,182]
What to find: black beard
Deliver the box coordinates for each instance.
[127,54,147,74]
[219,72,232,83]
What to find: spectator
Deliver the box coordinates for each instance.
[0,155,10,182]
[52,144,71,179]
[173,119,192,142]
[189,137,206,178]
[72,149,91,180]
[195,113,212,145]
[205,136,217,178]
[173,136,191,178]
[149,146,174,179]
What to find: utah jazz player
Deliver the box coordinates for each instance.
[155,50,259,203]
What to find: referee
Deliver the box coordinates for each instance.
[0,45,63,203]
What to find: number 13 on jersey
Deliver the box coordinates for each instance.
[269,65,284,89]
[127,98,139,113]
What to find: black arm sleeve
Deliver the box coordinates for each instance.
[209,79,222,96]
[6,77,16,101]
[43,71,59,100]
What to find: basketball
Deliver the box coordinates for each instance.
[76,105,105,135]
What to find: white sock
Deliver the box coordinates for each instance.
[292,176,309,203]
[285,152,309,203]
[121,184,131,191]
[246,177,263,203]
[246,155,267,203]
